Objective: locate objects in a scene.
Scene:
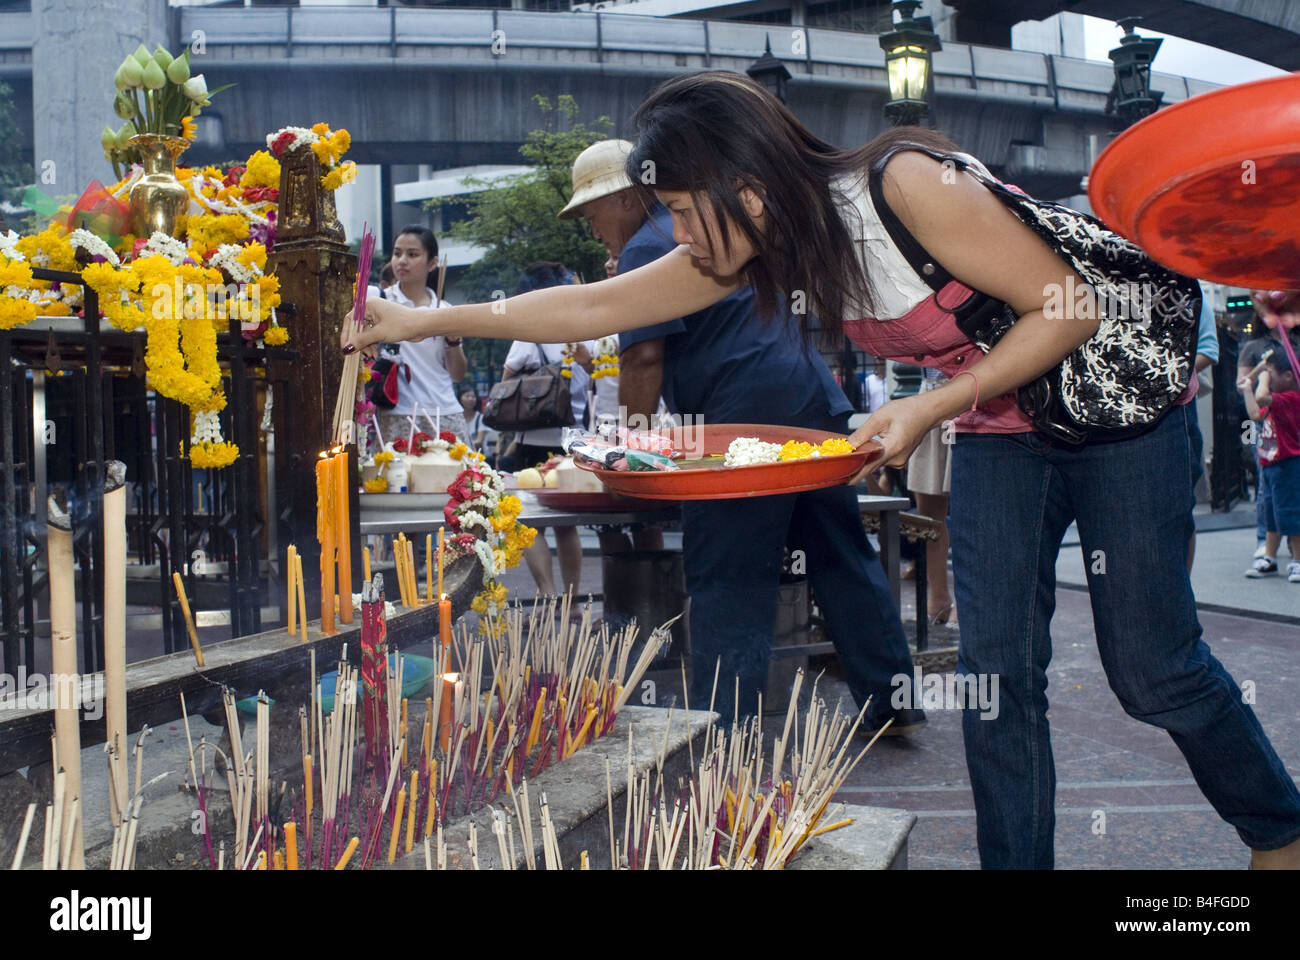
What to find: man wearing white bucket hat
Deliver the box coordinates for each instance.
[560,140,923,734]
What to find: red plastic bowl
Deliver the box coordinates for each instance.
[575,423,881,501]
[1088,73,1300,290]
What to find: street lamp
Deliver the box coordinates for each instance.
[747,36,792,104]
[879,1,942,126]
[1106,17,1164,126]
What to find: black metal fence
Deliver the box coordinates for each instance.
[0,266,295,675]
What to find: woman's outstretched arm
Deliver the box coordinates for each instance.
[342,245,739,353]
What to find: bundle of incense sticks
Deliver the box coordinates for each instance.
[333,224,376,445]
[607,669,880,870]
[359,574,391,774]
[179,592,670,869]
[417,669,876,872]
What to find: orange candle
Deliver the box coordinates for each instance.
[426,533,433,602]
[285,822,298,870]
[316,455,336,635]
[438,674,458,753]
[334,836,359,870]
[363,546,371,583]
[336,450,353,624]
[387,787,406,863]
[436,527,445,598]
[286,545,297,637]
[438,597,452,672]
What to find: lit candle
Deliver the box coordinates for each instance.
[438,595,452,674]
[335,449,353,624]
[438,673,458,753]
[425,533,433,602]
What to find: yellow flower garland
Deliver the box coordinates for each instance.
[0,257,38,330]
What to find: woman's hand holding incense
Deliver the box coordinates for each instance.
[342,297,416,355]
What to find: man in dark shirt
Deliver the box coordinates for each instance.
[560,142,921,731]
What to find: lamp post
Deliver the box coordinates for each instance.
[747,36,792,104]
[1105,17,1164,127]
[879,1,941,126]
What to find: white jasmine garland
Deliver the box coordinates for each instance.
[473,538,498,579]
[208,243,258,282]
[0,230,24,261]
[265,126,318,153]
[723,437,782,467]
[142,231,189,266]
[191,409,222,445]
[67,229,121,266]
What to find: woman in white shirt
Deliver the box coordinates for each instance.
[500,262,596,598]
[370,225,467,446]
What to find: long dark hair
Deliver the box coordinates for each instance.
[627,71,963,341]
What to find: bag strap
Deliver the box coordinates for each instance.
[867,145,962,295]
[868,145,998,293]
[535,342,551,371]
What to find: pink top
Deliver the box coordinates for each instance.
[844,281,1035,434]
[839,162,1197,433]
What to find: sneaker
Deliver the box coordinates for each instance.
[1246,557,1278,578]
[1254,542,1269,559]
[1288,561,1300,584]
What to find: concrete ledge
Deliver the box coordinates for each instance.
[389,705,714,870]
[788,804,916,871]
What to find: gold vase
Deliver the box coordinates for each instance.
[128,134,190,239]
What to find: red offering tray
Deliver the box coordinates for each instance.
[1088,73,1300,290]
[575,423,881,501]
[529,490,671,512]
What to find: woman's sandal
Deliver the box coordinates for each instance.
[929,603,959,629]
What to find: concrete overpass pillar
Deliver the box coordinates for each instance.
[32,0,170,199]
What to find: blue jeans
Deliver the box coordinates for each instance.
[948,404,1300,868]
[682,482,912,722]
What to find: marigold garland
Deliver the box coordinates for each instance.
[4,121,343,467]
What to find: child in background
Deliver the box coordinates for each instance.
[1239,351,1300,582]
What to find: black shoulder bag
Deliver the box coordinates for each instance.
[482,344,575,432]
[868,146,1201,445]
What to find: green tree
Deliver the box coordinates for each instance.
[430,95,612,388]
[0,80,35,232]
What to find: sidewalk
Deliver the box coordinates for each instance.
[1057,502,1299,622]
